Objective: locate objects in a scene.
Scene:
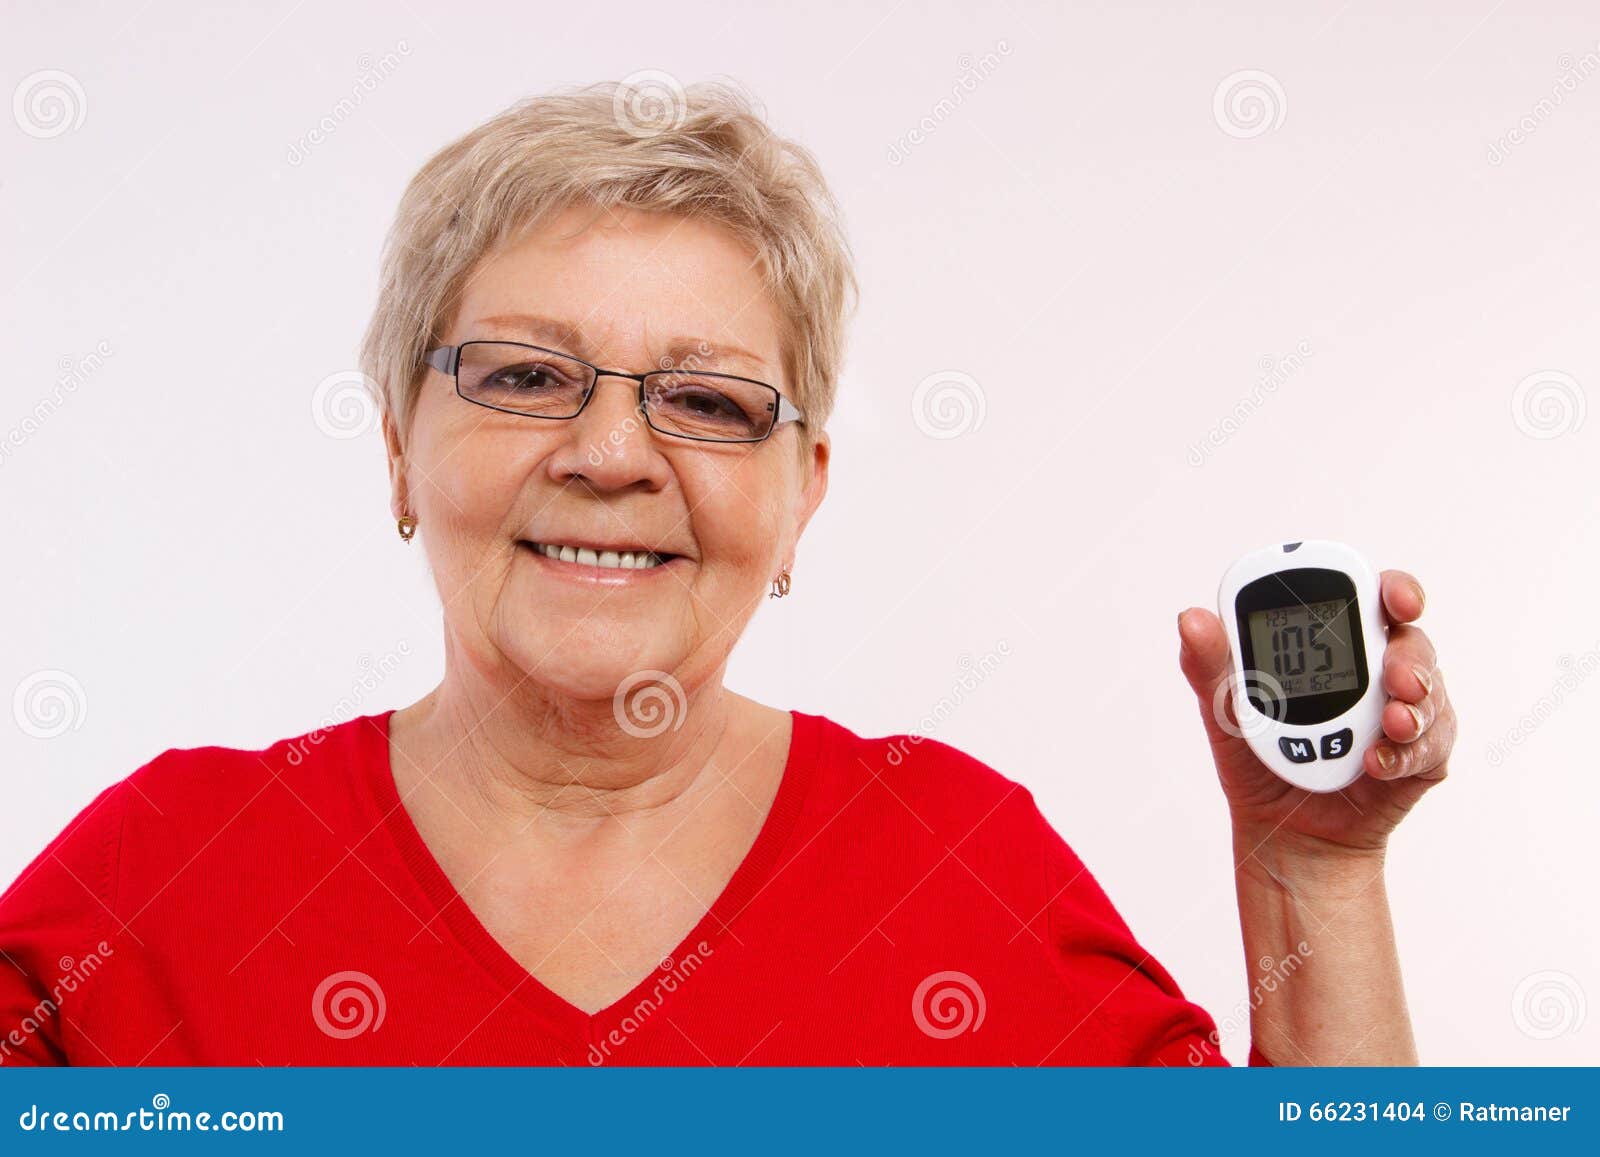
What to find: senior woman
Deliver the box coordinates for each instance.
[0,82,1455,1067]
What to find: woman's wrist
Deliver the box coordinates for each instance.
[1231,821,1389,900]
[1230,821,1416,1065]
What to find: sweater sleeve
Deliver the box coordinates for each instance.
[1031,796,1273,1067]
[0,781,126,1067]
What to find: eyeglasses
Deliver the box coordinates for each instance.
[424,341,804,444]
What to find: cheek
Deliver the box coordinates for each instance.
[684,459,788,577]
[412,424,526,533]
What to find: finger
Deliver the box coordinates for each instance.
[1383,666,1449,743]
[1177,608,1230,701]
[1381,624,1438,704]
[1177,608,1243,743]
[1369,673,1455,778]
[1382,691,1434,743]
[1380,569,1426,626]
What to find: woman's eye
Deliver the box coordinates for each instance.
[668,388,741,419]
[489,365,563,391]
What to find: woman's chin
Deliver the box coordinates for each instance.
[496,625,689,705]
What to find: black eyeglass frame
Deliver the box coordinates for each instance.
[425,341,805,445]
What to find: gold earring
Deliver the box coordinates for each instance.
[769,569,791,598]
[397,514,418,543]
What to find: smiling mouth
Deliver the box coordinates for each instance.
[521,541,681,571]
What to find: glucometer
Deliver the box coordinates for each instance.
[1217,541,1387,792]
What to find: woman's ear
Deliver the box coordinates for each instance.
[792,430,830,548]
[382,408,409,521]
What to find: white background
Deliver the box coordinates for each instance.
[3,0,1596,1064]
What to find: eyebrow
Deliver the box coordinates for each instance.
[471,313,771,377]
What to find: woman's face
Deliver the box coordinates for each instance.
[387,205,828,703]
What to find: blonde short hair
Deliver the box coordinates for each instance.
[360,80,857,444]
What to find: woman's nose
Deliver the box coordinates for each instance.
[549,375,668,489]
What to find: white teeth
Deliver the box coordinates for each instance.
[532,543,666,570]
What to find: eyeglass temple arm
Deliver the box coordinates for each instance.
[776,395,805,427]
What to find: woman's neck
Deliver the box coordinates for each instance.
[389,669,748,832]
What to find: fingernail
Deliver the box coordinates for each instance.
[1412,664,1433,695]
[1412,583,1425,613]
[1375,745,1397,771]
[1405,702,1426,737]
[1177,610,1190,649]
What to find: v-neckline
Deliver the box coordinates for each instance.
[363,705,819,1048]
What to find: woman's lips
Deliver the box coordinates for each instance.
[517,540,685,584]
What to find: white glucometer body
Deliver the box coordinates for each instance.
[1217,541,1387,793]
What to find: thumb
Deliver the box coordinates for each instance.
[1177,607,1231,706]
[1177,607,1250,754]
[1177,607,1281,790]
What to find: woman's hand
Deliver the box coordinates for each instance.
[1177,570,1455,859]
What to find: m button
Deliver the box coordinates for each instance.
[1320,728,1354,760]
[1278,736,1317,764]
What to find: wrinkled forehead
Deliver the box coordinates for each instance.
[450,205,786,382]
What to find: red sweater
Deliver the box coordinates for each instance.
[0,710,1270,1066]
